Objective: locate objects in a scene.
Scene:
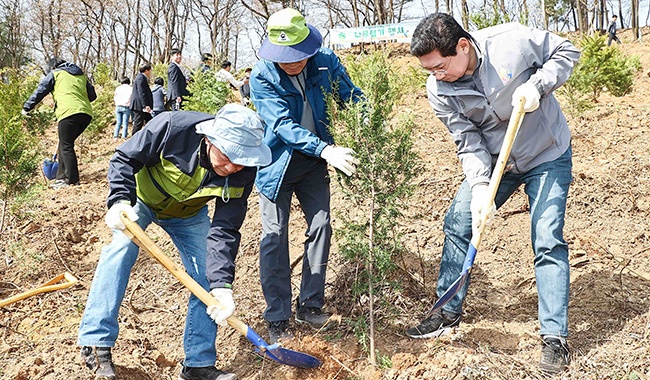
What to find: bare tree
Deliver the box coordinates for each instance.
[0,0,29,68]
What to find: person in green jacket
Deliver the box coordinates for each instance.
[23,58,97,190]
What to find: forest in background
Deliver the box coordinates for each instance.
[0,0,648,79]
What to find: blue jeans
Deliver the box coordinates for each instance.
[114,106,130,138]
[78,200,217,367]
[438,147,572,337]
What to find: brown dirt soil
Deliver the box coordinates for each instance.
[2,29,650,380]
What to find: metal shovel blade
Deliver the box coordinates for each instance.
[119,212,322,368]
[237,319,321,368]
[426,243,477,317]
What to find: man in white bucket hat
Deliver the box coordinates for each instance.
[78,104,270,380]
[250,8,365,344]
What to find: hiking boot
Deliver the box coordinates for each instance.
[405,309,461,339]
[178,364,238,380]
[540,337,570,374]
[267,320,293,344]
[81,346,116,380]
[295,305,332,330]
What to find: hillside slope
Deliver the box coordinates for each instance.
[2,32,650,379]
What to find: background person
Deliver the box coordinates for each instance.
[151,76,167,117]
[130,63,153,135]
[23,57,97,190]
[113,76,132,140]
[239,67,252,106]
[200,53,213,72]
[167,48,191,110]
[607,15,622,46]
[216,60,247,89]
[246,8,363,344]
[77,104,271,380]
[407,13,580,375]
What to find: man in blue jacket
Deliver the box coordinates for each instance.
[77,104,271,380]
[247,8,363,344]
[407,13,580,374]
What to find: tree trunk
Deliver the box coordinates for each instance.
[461,0,468,29]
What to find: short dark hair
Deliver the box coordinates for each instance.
[410,13,477,58]
[221,60,232,69]
[202,53,213,62]
[244,67,252,73]
[612,15,618,18]
[48,57,66,71]
[120,76,130,85]
[139,63,152,73]
[170,48,181,56]
[154,77,164,85]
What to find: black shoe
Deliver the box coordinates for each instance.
[295,304,332,330]
[267,320,293,344]
[405,309,461,339]
[540,337,570,374]
[178,364,238,380]
[81,346,116,379]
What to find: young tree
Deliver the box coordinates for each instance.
[328,51,420,365]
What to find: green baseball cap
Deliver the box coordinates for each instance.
[258,8,323,63]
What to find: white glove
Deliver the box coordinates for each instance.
[320,145,360,176]
[511,82,541,113]
[207,288,235,326]
[470,184,496,238]
[105,201,138,230]
[21,109,29,116]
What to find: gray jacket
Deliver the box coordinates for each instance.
[427,23,580,188]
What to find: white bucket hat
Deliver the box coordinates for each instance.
[195,104,272,167]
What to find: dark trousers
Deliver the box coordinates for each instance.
[131,110,152,135]
[57,113,92,184]
[607,33,621,46]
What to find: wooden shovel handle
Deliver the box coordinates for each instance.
[0,272,78,308]
[471,96,526,248]
[119,212,249,336]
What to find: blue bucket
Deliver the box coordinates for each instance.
[42,154,58,180]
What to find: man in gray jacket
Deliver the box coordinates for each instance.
[407,14,580,375]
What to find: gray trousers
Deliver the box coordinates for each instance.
[259,152,331,322]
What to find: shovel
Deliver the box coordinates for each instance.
[427,97,527,317]
[119,212,322,369]
[0,272,78,308]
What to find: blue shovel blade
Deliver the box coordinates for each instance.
[245,325,322,368]
[426,243,478,317]
[255,344,322,368]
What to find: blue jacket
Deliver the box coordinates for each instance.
[251,47,363,202]
[151,84,166,111]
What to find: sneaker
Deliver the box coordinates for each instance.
[267,320,293,344]
[178,364,237,380]
[81,346,116,380]
[295,305,332,330]
[540,337,570,374]
[405,309,462,339]
[50,179,66,188]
